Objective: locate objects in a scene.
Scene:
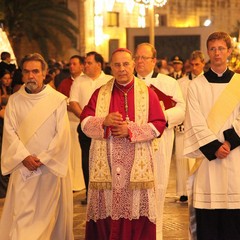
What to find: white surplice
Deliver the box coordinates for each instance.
[143,73,186,240]
[0,85,74,240]
[184,74,240,209]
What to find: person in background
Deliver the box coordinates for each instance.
[43,73,56,89]
[54,66,70,89]
[184,31,240,240]
[103,62,112,75]
[0,70,13,198]
[169,56,185,79]
[0,52,16,75]
[11,68,23,93]
[156,58,170,75]
[174,50,205,203]
[0,70,13,104]
[183,59,192,76]
[57,55,85,191]
[80,48,166,239]
[69,51,112,205]
[134,42,185,240]
[0,53,73,239]
[57,55,85,97]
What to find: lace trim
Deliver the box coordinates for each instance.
[89,78,154,190]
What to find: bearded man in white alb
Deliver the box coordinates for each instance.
[0,53,73,240]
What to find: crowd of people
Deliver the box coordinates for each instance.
[0,30,239,240]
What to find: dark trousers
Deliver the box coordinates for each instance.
[196,208,240,240]
[0,119,9,199]
[0,169,9,198]
[77,124,91,197]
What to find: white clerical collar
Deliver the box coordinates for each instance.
[211,67,227,77]
[137,71,153,80]
[115,78,134,86]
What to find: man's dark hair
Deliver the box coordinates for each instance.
[86,51,104,69]
[70,55,85,65]
[1,52,11,61]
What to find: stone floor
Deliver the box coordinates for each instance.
[0,159,189,240]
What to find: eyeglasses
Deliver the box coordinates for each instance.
[208,47,227,53]
[134,56,154,61]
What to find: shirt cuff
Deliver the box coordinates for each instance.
[199,140,223,160]
[223,128,240,150]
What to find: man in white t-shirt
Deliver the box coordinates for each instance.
[69,51,112,204]
[57,55,85,191]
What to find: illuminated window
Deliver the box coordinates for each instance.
[107,12,119,27]
[158,14,167,27]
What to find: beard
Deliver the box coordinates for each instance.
[25,81,38,92]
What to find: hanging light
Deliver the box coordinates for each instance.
[203,19,212,27]
[134,0,167,7]
[154,0,167,7]
[125,0,135,13]
[134,0,150,4]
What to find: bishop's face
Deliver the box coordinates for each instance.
[22,60,46,93]
[111,51,135,85]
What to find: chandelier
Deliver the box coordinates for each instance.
[134,0,167,7]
